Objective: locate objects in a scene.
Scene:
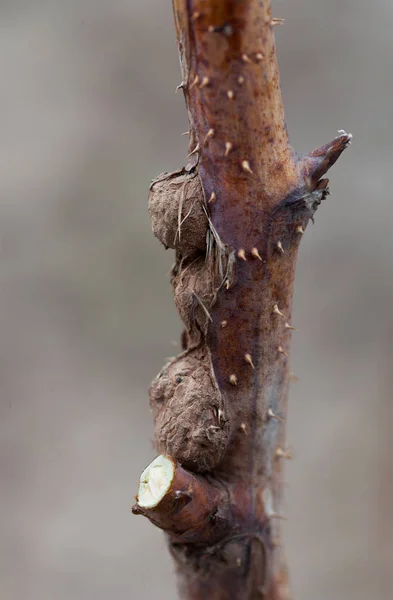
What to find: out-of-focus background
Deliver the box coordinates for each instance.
[0,1,392,599]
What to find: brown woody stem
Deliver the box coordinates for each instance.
[135,1,351,598]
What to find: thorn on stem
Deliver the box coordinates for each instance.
[176,81,186,92]
[244,353,255,369]
[251,247,262,260]
[241,53,251,63]
[237,76,245,85]
[240,422,247,434]
[204,128,215,145]
[208,191,216,204]
[190,75,200,89]
[275,447,293,460]
[220,320,228,328]
[267,408,284,423]
[271,18,285,27]
[273,304,285,318]
[241,160,253,174]
[227,90,234,100]
[225,141,233,156]
[237,248,247,261]
[278,345,288,357]
[296,226,304,235]
[285,322,296,331]
[229,374,238,386]
[191,11,201,21]
[188,143,200,156]
[256,53,264,61]
[276,241,284,254]
[200,76,210,89]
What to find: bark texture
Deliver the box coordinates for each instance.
[133,1,351,598]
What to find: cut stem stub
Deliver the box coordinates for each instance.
[132,455,229,544]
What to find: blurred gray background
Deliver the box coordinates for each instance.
[0,1,392,599]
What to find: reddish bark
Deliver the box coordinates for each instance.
[133,1,350,598]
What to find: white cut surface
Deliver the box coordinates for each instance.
[137,455,175,508]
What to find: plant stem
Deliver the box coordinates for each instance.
[134,2,351,598]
